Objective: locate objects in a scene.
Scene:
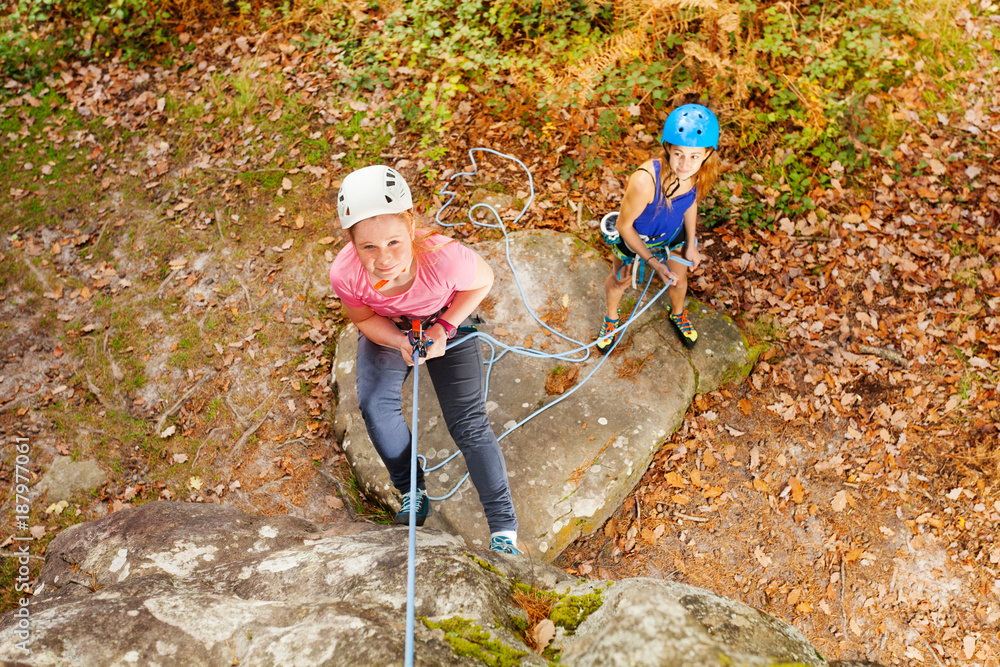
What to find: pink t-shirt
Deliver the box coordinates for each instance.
[329,235,478,319]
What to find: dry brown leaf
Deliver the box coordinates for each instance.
[531,619,555,653]
[832,490,849,512]
[703,449,717,468]
[753,545,772,567]
[788,477,804,504]
[665,471,686,488]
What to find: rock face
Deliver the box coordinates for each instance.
[33,456,107,504]
[0,502,843,666]
[561,578,825,667]
[333,230,755,560]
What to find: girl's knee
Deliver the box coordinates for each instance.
[606,272,628,291]
[358,392,400,422]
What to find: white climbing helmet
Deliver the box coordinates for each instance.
[337,165,413,229]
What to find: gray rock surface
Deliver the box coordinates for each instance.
[0,502,851,666]
[333,230,755,560]
[33,456,107,503]
[559,578,825,666]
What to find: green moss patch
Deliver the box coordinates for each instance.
[423,617,527,667]
[466,553,504,577]
[549,589,605,634]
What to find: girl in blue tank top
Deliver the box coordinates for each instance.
[597,104,722,351]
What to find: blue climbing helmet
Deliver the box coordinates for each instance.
[660,104,719,150]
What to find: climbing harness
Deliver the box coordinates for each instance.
[600,211,696,290]
[407,318,431,359]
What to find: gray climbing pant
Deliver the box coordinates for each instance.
[355,328,518,534]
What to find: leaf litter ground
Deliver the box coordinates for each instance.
[0,20,998,667]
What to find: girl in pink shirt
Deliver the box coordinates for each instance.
[329,165,520,556]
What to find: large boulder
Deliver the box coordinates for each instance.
[333,230,755,560]
[0,502,851,666]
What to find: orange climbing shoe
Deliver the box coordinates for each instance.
[596,312,620,354]
[670,309,698,349]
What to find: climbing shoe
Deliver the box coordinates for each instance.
[489,535,523,556]
[394,488,430,526]
[670,309,698,349]
[595,312,621,354]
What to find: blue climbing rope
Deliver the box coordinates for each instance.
[405,331,425,667]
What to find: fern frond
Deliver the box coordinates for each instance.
[683,40,730,71]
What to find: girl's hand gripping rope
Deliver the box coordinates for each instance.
[401,319,435,366]
[648,255,679,286]
[683,243,702,271]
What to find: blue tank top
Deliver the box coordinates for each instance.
[631,160,696,245]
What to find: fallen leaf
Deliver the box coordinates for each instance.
[753,545,772,567]
[963,636,976,660]
[703,449,717,468]
[317,236,335,245]
[188,476,203,491]
[282,177,293,190]
[832,490,849,512]
[531,619,555,653]
[788,476,804,504]
[665,471,686,488]
[46,500,69,515]
[172,453,188,463]
[160,426,176,439]
[29,525,45,539]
